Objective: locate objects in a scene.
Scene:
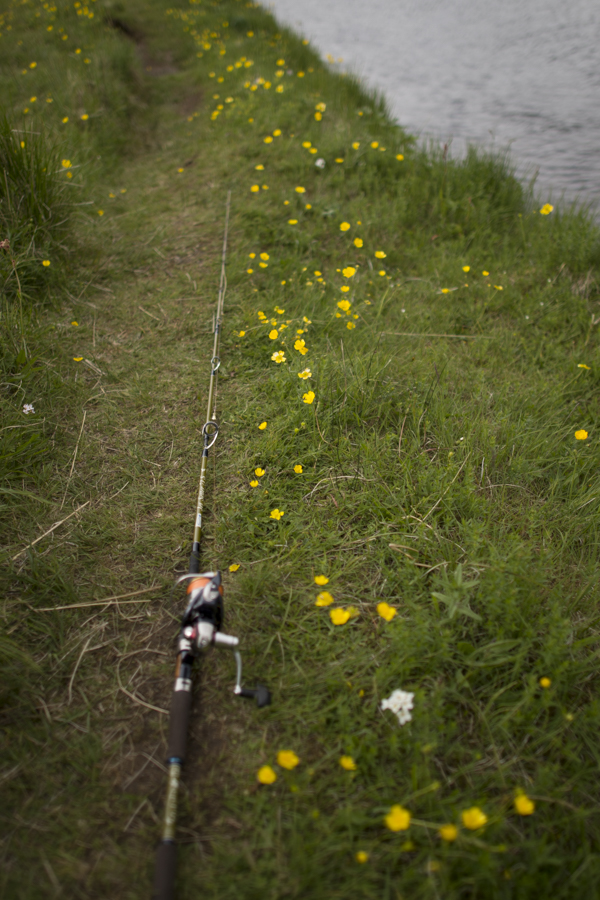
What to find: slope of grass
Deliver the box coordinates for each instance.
[1,0,600,898]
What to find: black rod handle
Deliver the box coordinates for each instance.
[152,840,177,900]
[167,687,193,761]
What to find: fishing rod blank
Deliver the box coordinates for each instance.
[152,194,271,900]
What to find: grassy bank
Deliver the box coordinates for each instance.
[2,0,600,898]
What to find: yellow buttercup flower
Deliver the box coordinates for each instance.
[354,238,363,248]
[255,164,264,170]
[352,142,360,150]
[251,184,260,193]
[61,159,72,169]
[271,350,286,363]
[385,805,411,831]
[264,136,273,143]
[461,807,487,830]
[73,357,83,362]
[575,429,588,440]
[347,322,356,330]
[277,750,299,769]
[371,141,379,149]
[396,153,404,160]
[81,113,89,121]
[42,260,51,267]
[302,141,312,148]
[257,765,277,784]
[377,602,397,622]
[294,464,303,474]
[355,851,368,863]
[269,330,278,340]
[340,222,351,231]
[255,468,265,477]
[316,591,334,606]
[462,265,470,272]
[539,676,551,688]
[260,253,270,260]
[342,266,356,278]
[540,203,554,215]
[339,755,356,771]
[340,285,350,293]
[270,509,284,520]
[375,250,386,259]
[330,608,350,625]
[578,364,590,369]
[337,299,351,312]
[314,575,329,585]
[298,368,311,379]
[258,421,267,430]
[302,391,315,404]
[294,339,308,355]
[295,186,306,193]
[514,793,535,815]
[229,563,240,572]
[438,824,458,842]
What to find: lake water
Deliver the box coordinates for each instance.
[268,0,600,212]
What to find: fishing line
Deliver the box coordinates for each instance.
[152,194,271,900]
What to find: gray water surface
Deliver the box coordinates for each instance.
[268,0,600,211]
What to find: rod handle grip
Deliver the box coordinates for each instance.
[168,689,193,761]
[152,840,177,900]
[189,545,201,574]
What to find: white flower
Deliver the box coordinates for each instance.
[315,158,326,169]
[381,688,414,725]
[22,404,35,415]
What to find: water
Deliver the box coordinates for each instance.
[268,0,600,212]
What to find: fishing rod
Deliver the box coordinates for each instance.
[152,193,271,900]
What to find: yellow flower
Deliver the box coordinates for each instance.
[438,824,458,842]
[259,422,267,430]
[260,253,270,261]
[315,102,326,112]
[238,331,246,337]
[270,508,284,520]
[340,285,350,293]
[335,158,344,163]
[81,113,89,121]
[73,357,83,362]
[295,186,306,193]
[229,563,240,572]
[264,136,273,143]
[302,141,312,148]
[575,429,588,440]
[494,285,503,291]
[514,793,535,816]
[540,203,554,215]
[355,851,368,863]
[385,805,411,831]
[298,369,311,379]
[462,265,470,272]
[42,260,51,267]
[441,288,450,294]
[354,238,363,248]
[337,299,351,312]
[71,321,78,326]
[371,141,379,149]
[29,62,37,69]
[273,129,282,136]
[62,117,69,123]
[342,266,356,278]
[396,153,404,160]
[482,270,489,276]
[257,765,277,784]
[250,480,259,487]
[255,164,264,170]
[247,269,254,274]
[277,750,299,769]
[303,316,312,324]
[178,168,184,173]
[294,464,303,474]
[302,391,315,404]
[314,575,329,585]
[377,602,397,622]
[339,755,357,770]
[347,322,356,330]
[288,219,298,225]
[61,159,72,169]
[340,222,351,231]
[251,184,260,193]
[330,608,351,625]
[294,339,308,355]
[461,807,487,830]
[98,210,104,216]
[269,330,279,340]
[578,363,591,369]
[255,468,265,477]
[352,142,360,150]
[539,676,551,688]
[271,350,286,363]
[316,591,334,606]
[375,250,386,259]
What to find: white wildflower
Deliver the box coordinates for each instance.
[315,158,325,169]
[381,688,414,725]
[22,404,35,415]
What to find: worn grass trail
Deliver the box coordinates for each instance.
[3,0,600,898]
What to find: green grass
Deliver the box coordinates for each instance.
[2,0,600,898]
